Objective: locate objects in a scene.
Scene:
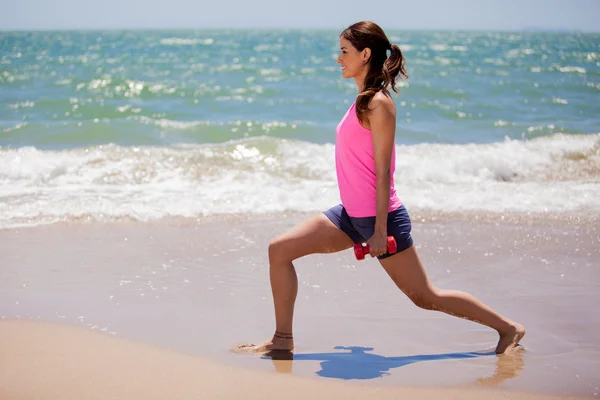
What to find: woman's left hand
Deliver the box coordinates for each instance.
[366,232,388,258]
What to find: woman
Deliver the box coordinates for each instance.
[239,21,525,355]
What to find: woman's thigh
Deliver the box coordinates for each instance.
[378,246,437,297]
[270,213,355,262]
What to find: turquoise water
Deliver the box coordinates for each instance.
[2,30,599,147]
[1,30,599,226]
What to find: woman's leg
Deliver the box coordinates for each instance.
[237,212,354,352]
[379,246,525,354]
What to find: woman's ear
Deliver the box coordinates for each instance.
[362,47,371,64]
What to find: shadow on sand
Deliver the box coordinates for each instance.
[261,345,524,384]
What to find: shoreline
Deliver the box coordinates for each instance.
[2,206,600,232]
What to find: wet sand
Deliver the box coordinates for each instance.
[1,212,599,398]
[1,319,594,400]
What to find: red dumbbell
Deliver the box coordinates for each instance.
[354,236,397,260]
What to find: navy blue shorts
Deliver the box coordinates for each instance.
[323,204,413,260]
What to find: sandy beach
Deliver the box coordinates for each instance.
[0,319,594,400]
[1,212,599,399]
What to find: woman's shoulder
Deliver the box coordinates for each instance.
[368,90,396,116]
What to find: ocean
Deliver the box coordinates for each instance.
[1,29,599,228]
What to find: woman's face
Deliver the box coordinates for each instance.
[337,37,368,79]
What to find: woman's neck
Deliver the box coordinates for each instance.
[354,71,367,92]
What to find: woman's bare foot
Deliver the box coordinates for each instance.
[233,332,294,353]
[495,322,526,354]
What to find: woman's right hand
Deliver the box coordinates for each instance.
[366,231,388,258]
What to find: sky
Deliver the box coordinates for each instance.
[1,0,599,32]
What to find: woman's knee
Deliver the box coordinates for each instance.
[407,287,439,310]
[268,237,293,264]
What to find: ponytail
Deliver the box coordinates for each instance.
[355,42,408,126]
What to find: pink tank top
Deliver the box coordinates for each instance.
[335,101,402,217]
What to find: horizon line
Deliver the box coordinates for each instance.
[1,26,596,33]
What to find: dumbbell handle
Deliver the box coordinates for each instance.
[354,236,397,260]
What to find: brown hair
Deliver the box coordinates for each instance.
[340,21,408,125]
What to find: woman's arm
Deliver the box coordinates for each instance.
[366,92,396,257]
